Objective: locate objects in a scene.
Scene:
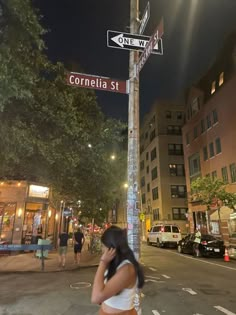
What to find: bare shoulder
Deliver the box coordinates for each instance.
[117,262,136,280]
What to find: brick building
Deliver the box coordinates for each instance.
[182,32,236,247]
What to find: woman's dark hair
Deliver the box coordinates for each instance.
[101,225,144,289]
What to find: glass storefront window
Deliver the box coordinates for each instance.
[0,203,16,243]
[229,212,236,238]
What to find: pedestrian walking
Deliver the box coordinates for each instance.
[58,231,69,268]
[91,226,145,315]
[73,228,85,265]
[193,227,201,257]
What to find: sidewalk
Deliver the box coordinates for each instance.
[0,240,101,273]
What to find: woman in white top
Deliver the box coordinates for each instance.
[91,226,145,315]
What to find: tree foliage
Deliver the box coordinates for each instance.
[0,0,128,224]
[0,0,46,109]
[191,176,236,211]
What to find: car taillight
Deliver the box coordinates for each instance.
[161,227,164,232]
[201,241,207,245]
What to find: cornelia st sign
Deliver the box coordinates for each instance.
[67,72,129,94]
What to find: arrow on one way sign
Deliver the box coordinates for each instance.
[107,30,163,55]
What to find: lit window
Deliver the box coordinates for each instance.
[211,81,216,94]
[219,72,224,86]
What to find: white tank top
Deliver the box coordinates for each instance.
[103,259,137,310]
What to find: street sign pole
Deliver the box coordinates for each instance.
[127,0,140,260]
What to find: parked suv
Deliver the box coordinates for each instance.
[147,224,182,248]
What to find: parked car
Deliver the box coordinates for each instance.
[177,233,225,257]
[147,224,182,248]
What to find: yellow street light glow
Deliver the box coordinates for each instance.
[110,154,116,160]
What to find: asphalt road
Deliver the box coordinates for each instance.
[0,243,236,315]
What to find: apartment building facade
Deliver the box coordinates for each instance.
[140,102,188,236]
[182,32,236,247]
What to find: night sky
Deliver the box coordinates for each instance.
[34,0,236,122]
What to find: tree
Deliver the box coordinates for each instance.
[0,0,46,110]
[190,176,236,233]
[0,0,128,226]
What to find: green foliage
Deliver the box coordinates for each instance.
[0,0,128,225]
[191,176,236,210]
[0,0,46,110]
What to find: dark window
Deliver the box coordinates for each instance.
[212,109,218,124]
[168,144,183,155]
[153,208,159,221]
[169,164,185,176]
[176,111,183,120]
[193,126,198,139]
[146,152,149,160]
[140,160,144,170]
[142,193,146,204]
[209,142,214,157]
[152,187,158,200]
[230,163,236,183]
[147,183,150,192]
[221,167,228,183]
[189,153,201,176]
[151,148,157,161]
[172,226,180,233]
[150,129,156,142]
[166,111,171,119]
[206,114,211,129]
[141,176,145,187]
[151,167,158,180]
[146,166,149,174]
[167,125,182,135]
[172,208,188,220]
[215,138,221,154]
[203,146,208,161]
[201,119,205,133]
[153,226,161,232]
[186,133,190,145]
[171,185,187,198]
[145,131,148,139]
[140,145,144,154]
[164,225,171,232]
[212,170,217,180]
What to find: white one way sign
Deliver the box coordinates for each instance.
[107,30,163,55]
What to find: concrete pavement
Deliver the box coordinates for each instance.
[0,240,100,273]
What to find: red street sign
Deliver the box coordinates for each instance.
[136,17,164,76]
[67,72,129,94]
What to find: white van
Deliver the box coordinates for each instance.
[147,224,182,248]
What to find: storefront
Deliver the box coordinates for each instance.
[0,181,56,245]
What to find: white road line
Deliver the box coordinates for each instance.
[162,274,171,279]
[182,287,197,295]
[146,276,160,280]
[149,267,157,271]
[152,310,161,315]
[167,249,236,271]
[214,306,236,315]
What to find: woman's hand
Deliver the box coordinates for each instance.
[100,247,116,264]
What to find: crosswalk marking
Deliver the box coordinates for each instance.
[149,267,157,271]
[152,310,161,315]
[182,287,197,295]
[161,274,170,279]
[214,306,236,315]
